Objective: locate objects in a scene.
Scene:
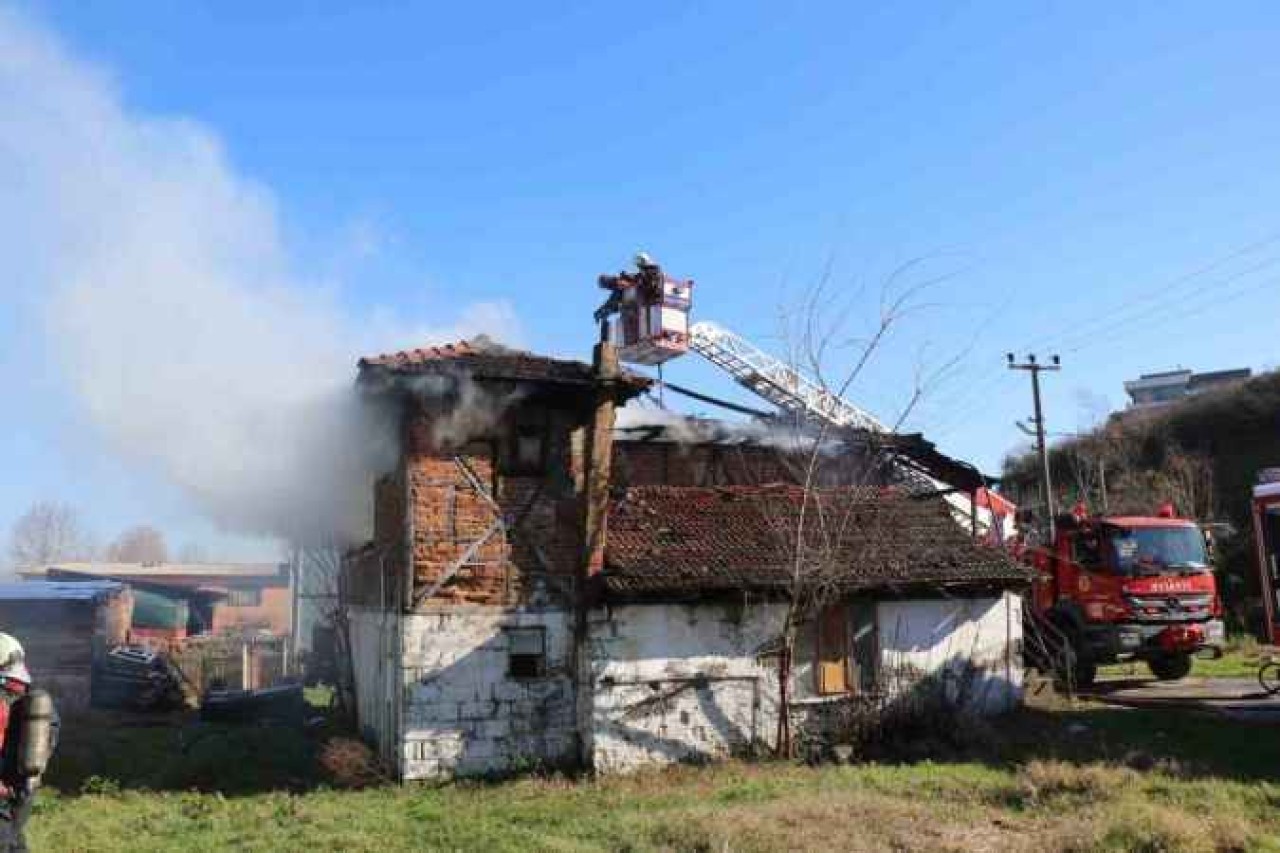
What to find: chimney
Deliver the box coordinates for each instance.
[580,341,619,579]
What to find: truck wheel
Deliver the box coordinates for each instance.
[1148,654,1192,681]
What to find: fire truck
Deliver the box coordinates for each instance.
[1027,506,1225,686]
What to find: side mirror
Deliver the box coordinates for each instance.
[1203,529,1216,563]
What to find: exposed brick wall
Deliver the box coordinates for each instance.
[210,586,291,634]
[405,400,584,608]
[612,442,800,488]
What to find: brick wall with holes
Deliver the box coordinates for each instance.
[402,399,584,608]
[611,442,801,488]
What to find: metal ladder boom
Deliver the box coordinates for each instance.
[688,320,981,530]
[688,321,887,432]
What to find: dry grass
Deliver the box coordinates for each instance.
[27,702,1280,852]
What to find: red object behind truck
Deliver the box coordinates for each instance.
[1252,477,1280,643]
[1024,506,1224,685]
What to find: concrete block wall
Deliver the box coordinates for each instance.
[400,605,577,779]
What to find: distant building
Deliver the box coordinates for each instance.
[0,580,132,711]
[21,562,291,639]
[1123,368,1251,409]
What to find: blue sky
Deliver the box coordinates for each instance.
[3,2,1280,558]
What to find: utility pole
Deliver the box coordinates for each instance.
[1008,353,1061,540]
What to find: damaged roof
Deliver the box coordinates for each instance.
[602,485,1031,598]
[359,334,650,392]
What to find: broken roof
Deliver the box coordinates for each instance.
[359,334,651,393]
[602,485,1030,599]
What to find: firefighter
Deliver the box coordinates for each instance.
[0,633,45,853]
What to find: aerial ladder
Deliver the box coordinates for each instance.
[597,255,989,534]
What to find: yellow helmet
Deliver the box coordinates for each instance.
[0,633,30,685]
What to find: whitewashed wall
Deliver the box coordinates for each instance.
[347,606,401,770]
[591,593,1024,773]
[588,601,787,774]
[399,606,577,779]
[876,592,1023,713]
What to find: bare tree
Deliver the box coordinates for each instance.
[766,264,961,757]
[178,542,208,563]
[7,501,93,569]
[106,524,169,563]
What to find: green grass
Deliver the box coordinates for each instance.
[1099,637,1272,681]
[28,700,1280,852]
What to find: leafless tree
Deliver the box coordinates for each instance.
[765,263,964,757]
[178,542,208,563]
[7,501,93,569]
[106,524,169,563]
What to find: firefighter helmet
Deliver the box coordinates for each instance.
[0,633,30,686]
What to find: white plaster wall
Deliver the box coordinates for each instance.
[588,601,788,773]
[400,606,577,779]
[347,606,401,771]
[876,592,1023,713]
[591,593,1025,773]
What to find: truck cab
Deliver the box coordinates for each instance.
[1030,510,1225,685]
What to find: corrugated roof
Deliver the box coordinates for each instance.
[32,562,285,579]
[358,334,651,392]
[602,485,1031,598]
[0,580,126,602]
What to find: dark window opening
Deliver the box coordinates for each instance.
[501,409,549,475]
[506,626,546,678]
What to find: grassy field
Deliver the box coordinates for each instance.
[1099,638,1272,682]
[26,695,1280,853]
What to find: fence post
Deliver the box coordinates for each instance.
[241,642,251,690]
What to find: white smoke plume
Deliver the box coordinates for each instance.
[0,10,518,545]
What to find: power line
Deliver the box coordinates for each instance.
[1010,232,1280,356]
[1052,254,1280,354]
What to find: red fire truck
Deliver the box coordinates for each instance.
[1027,506,1225,685]
[1251,473,1280,644]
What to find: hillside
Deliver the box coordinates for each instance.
[1001,369,1280,628]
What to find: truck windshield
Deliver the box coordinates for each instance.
[1109,526,1209,575]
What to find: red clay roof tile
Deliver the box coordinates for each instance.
[602,484,1030,598]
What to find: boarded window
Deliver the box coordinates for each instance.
[816,604,849,695]
[506,627,546,678]
[226,588,262,607]
[815,601,878,695]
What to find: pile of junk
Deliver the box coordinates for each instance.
[91,645,306,724]
[91,646,192,711]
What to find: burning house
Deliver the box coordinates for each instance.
[340,335,1030,780]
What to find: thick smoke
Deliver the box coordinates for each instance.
[0,10,518,545]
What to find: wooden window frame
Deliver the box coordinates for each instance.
[814,601,879,695]
[815,603,850,695]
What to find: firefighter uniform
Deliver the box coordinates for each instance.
[0,634,36,853]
